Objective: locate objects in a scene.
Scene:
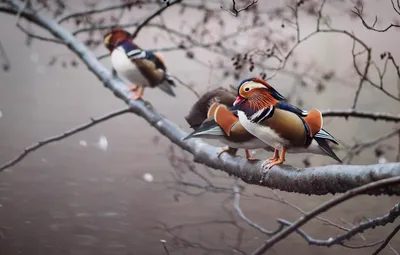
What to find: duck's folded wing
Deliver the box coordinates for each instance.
[127,48,166,70]
[182,118,225,140]
[276,101,308,116]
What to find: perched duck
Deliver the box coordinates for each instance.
[183,87,274,160]
[103,27,176,99]
[232,77,342,169]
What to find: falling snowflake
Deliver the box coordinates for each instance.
[160,239,166,243]
[143,173,154,183]
[0,110,2,119]
[30,53,39,63]
[378,156,387,164]
[97,135,108,151]
[79,140,88,147]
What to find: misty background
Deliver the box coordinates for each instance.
[0,0,399,254]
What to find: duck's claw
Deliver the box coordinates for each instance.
[127,85,144,100]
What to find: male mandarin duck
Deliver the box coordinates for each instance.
[183,87,274,160]
[232,77,342,170]
[103,27,176,99]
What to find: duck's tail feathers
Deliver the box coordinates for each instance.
[314,137,342,163]
[158,79,176,97]
[165,72,176,87]
[314,128,339,145]
[182,119,225,140]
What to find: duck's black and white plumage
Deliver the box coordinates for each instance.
[232,78,342,169]
[103,27,176,99]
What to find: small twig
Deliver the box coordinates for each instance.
[255,191,351,233]
[131,0,182,38]
[0,108,131,171]
[57,2,135,24]
[350,31,371,109]
[343,128,400,163]
[251,178,400,254]
[352,6,400,33]
[277,219,383,249]
[160,240,170,255]
[0,40,10,71]
[14,0,63,44]
[321,109,400,122]
[170,75,200,98]
[389,244,400,255]
[372,223,400,255]
[233,179,283,235]
[221,0,258,17]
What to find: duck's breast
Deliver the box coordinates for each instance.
[111,48,150,86]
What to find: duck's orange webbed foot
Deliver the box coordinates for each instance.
[263,149,279,163]
[261,148,286,173]
[126,85,144,100]
[245,149,258,161]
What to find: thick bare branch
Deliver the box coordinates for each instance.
[3,1,400,197]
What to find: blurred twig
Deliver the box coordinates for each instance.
[0,108,131,171]
[221,0,258,17]
[372,223,400,255]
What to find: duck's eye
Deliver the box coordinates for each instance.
[244,87,250,92]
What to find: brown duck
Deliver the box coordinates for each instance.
[183,87,274,160]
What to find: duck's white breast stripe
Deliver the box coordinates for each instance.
[127,49,147,59]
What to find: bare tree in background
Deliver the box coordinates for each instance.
[0,0,400,254]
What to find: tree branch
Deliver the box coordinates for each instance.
[221,0,258,17]
[3,0,400,197]
[321,109,400,122]
[131,0,182,38]
[57,2,135,24]
[252,178,400,254]
[372,223,400,255]
[0,108,131,172]
[352,5,400,33]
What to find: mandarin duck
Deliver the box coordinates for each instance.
[103,27,176,99]
[183,87,274,160]
[232,77,342,170]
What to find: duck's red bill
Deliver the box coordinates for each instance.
[233,96,245,106]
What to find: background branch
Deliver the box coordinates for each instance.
[0,108,131,171]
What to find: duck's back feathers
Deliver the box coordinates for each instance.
[185,87,236,129]
[207,102,220,119]
[301,109,323,137]
[276,101,308,116]
[214,105,238,136]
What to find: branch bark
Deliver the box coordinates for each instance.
[2,1,400,196]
